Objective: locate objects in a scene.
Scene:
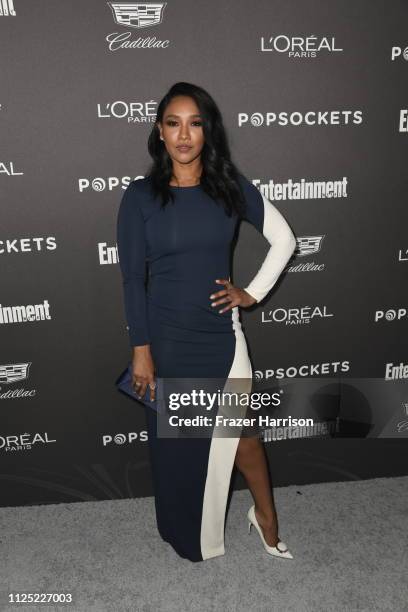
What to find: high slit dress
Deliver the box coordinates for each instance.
[116,173,296,562]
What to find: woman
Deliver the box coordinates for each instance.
[116,81,297,562]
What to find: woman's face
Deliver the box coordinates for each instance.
[158,95,205,166]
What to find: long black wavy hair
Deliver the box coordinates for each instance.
[145,81,247,218]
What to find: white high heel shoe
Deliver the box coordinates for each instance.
[247,505,294,559]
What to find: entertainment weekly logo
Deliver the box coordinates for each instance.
[97,100,157,123]
[385,362,408,381]
[105,2,170,52]
[399,110,408,132]
[98,241,119,265]
[238,110,363,127]
[254,361,350,380]
[0,300,51,325]
[251,177,348,200]
[0,362,36,400]
[260,35,343,58]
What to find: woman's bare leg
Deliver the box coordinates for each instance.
[234,435,280,546]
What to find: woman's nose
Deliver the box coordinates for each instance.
[179,125,190,139]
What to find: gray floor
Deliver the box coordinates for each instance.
[1,476,407,612]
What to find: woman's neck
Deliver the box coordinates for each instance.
[169,174,201,187]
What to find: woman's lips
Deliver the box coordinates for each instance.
[177,146,192,152]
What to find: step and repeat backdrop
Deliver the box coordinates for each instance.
[1,1,407,506]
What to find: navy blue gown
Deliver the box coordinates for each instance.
[116,174,296,561]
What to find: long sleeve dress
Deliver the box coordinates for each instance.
[116,173,296,562]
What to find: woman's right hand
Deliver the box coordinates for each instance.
[131,345,156,401]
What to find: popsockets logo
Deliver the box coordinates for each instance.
[113,434,126,444]
[0,236,57,255]
[102,431,148,445]
[238,110,363,127]
[391,46,408,61]
[374,308,408,323]
[254,361,350,380]
[78,176,141,193]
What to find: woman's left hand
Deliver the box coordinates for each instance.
[209,278,257,313]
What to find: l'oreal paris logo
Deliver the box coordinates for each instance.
[398,248,408,261]
[261,35,343,57]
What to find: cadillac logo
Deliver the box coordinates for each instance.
[107,2,167,29]
[0,362,31,384]
[297,235,325,257]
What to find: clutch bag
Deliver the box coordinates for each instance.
[115,362,163,412]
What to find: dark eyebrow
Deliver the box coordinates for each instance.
[164,114,202,118]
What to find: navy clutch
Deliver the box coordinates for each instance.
[115,363,163,412]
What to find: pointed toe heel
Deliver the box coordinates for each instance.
[247,505,294,560]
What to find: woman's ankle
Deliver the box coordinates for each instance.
[254,506,276,531]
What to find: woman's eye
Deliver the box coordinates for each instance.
[165,121,202,127]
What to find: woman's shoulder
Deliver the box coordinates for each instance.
[236,172,260,197]
[118,177,151,217]
[125,176,152,195]
[120,177,154,208]
[120,176,161,222]
[235,173,263,217]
